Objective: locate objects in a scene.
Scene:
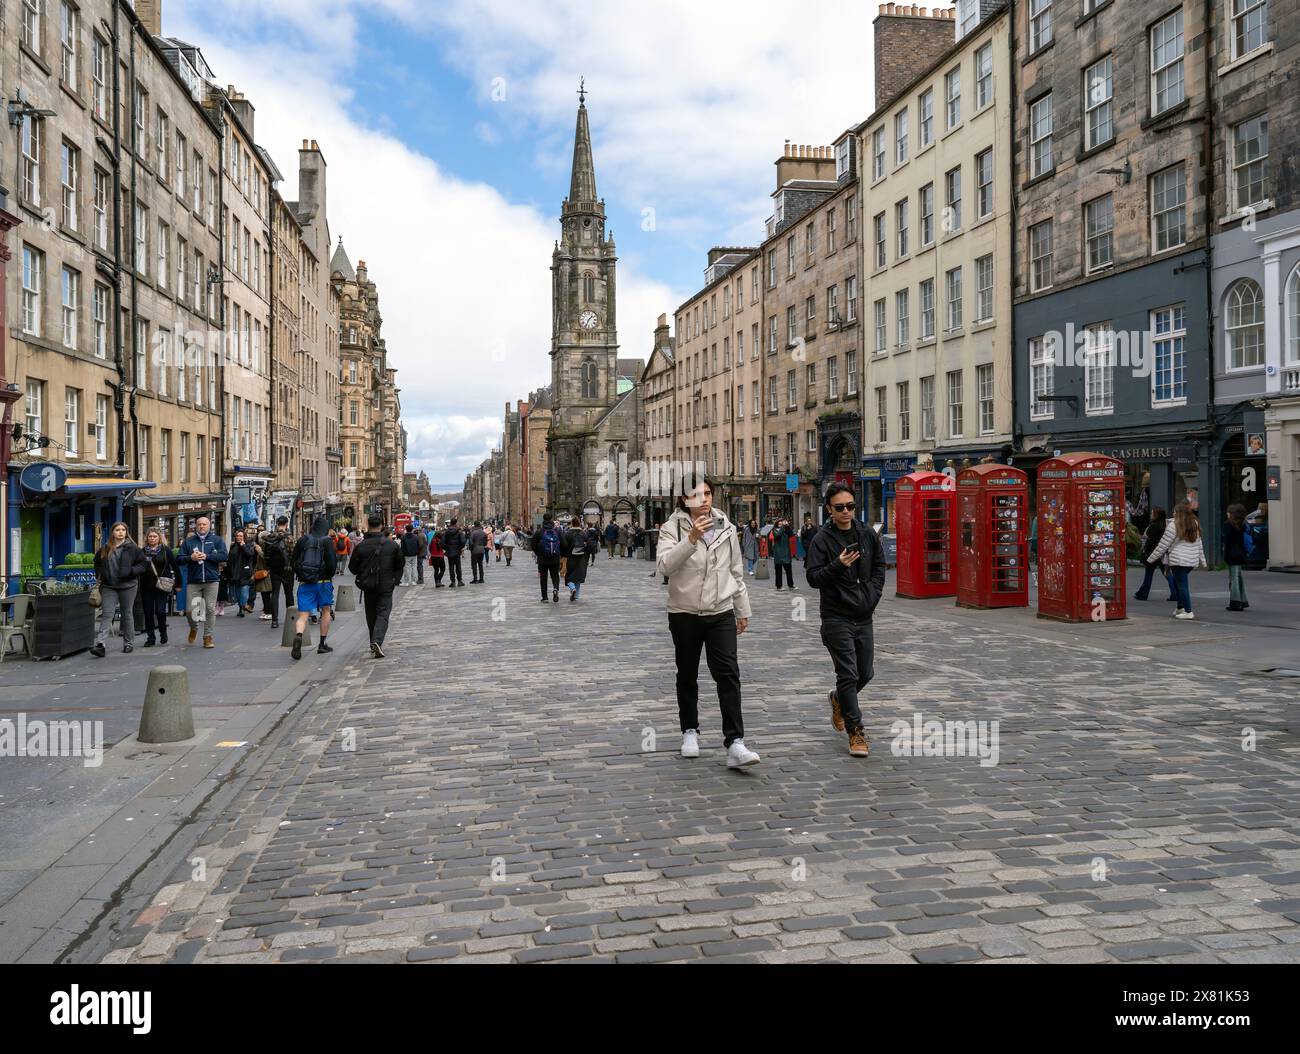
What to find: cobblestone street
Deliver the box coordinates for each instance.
[90,555,1300,964]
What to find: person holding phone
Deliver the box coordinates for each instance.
[805,482,885,758]
[656,477,759,769]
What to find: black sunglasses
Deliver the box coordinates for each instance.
[831,502,856,512]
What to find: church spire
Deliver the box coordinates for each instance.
[568,82,598,206]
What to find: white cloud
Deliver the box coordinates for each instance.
[166,0,881,483]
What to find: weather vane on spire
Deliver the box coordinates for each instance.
[577,77,586,105]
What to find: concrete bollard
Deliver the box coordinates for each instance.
[281,611,314,647]
[139,665,195,744]
[755,559,770,580]
[335,582,357,612]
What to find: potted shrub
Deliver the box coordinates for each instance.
[32,581,96,659]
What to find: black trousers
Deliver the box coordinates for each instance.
[263,573,293,622]
[538,561,559,598]
[140,580,170,639]
[820,615,873,733]
[471,551,485,581]
[447,555,464,585]
[431,556,445,584]
[363,588,394,645]
[774,563,794,588]
[417,556,425,584]
[669,610,744,747]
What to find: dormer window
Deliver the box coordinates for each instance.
[835,138,854,180]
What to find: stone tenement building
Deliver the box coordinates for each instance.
[640,317,676,526]
[2,0,225,574]
[1010,0,1219,550]
[857,3,1012,530]
[333,244,403,526]
[546,91,643,521]
[1207,0,1300,570]
[288,140,343,524]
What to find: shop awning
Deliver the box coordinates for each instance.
[62,476,157,495]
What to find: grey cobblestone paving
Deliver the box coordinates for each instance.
[98,556,1300,963]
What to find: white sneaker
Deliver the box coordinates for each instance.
[726,740,761,769]
[1175,610,1195,619]
[681,730,700,758]
[1173,608,1184,617]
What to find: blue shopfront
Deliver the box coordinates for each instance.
[860,456,916,531]
[5,464,156,595]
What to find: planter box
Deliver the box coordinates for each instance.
[32,590,96,659]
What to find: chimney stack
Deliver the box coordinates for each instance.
[873,6,958,112]
[135,0,162,36]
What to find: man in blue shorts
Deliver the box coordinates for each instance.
[290,516,338,660]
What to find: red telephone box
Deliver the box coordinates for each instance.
[1036,453,1127,622]
[956,464,1029,609]
[895,470,957,598]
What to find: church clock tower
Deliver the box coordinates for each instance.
[548,83,619,515]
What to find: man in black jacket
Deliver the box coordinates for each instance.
[400,526,421,586]
[349,514,406,658]
[468,522,488,583]
[805,482,885,759]
[442,520,466,588]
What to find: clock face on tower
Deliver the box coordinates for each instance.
[579,310,599,330]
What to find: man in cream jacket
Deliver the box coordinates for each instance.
[656,479,760,768]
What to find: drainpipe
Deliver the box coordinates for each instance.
[127,20,140,483]
[107,4,127,470]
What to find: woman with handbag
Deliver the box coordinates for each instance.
[251,532,274,619]
[1132,507,1175,602]
[91,521,148,657]
[224,529,257,617]
[140,527,180,647]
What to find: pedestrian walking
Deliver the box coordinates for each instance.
[584,522,599,572]
[805,483,884,758]
[224,528,258,617]
[90,521,148,657]
[179,515,227,648]
[799,513,816,562]
[498,525,517,566]
[442,520,466,587]
[772,518,795,590]
[535,515,563,603]
[617,521,629,557]
[1224,504,1251,612]
[415,527,428,583]
[1147,501,1206,620]
[399,527,420,586]
[1132,508,1175,603]
[656,478,759,769]
[485,524,496,565]
[469,521,489,583]
[260,517,295,629]
[428,529,446,585]
[350,513,405,658]
[139,527,180,647]
[290,516,338,659]
[648,520,663,578]
[250,532,275,621]
[741,520,758,576]
[604,519,618,559]
[561,515,590,601]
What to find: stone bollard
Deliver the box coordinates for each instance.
[755,559,770,580]
[281,611,314,648]
[139,666,195,743]
[335,582,357,612]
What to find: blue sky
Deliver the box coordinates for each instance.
[166,0,879,486]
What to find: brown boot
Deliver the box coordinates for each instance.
[188,627,198,644]
[203,635,214,649]
[828,690,845,732]
[848,729,869,758]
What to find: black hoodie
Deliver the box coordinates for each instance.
[805,519,886,621]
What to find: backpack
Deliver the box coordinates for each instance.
[295,536,326,583]
[356,541,385,591]
[567,529,586,557]
[540,528,561,558]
